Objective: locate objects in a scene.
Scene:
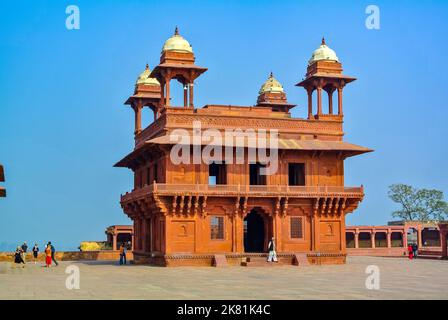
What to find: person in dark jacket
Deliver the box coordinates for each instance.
[48,241,58,266]
[32,244,39,264]
[21,242,28,263]
[412,243,418,258]
[13,247,25,268]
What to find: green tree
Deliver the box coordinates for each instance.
[388,184,448,221]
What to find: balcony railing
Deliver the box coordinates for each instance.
[121,183,364,202]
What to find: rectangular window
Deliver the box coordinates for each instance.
[288,163,305,186]
[209,162,227,185]
[210,216,224,240]
[290,217,303,239]
[249,163,267,185]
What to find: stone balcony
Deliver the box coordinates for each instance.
[121,183,364,203]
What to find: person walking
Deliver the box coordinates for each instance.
[267,237,278,263]
[412,243,418,259]
[48,242,58,266]
[407,244,414,260]
[13,247,25,268]
[32,244,39,264]
[21,242,28,264]
[119,243,127,265]
[44,244,52,268]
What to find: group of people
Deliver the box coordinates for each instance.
[407,242,419,259]
[13,241,58,268]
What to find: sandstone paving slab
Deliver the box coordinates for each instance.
[0,256,447,299]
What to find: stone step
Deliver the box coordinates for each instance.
[240,256,285,267]
[241,260,283,267]
[415,255,444,260]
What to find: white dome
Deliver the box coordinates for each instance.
[136,64,160,86]
[259,72,284,94]
[308,38,339,66]
[162,27,193,54]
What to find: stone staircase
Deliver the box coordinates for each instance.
[416,250,444,260]
[240,256,284,267]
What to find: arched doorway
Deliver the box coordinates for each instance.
[244,209,266,252]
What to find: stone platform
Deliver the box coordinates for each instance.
[1,256,447,299]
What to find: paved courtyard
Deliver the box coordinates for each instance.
[0,256,447,299]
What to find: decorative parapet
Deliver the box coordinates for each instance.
[121,183,364,203]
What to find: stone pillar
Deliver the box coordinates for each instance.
[131,233,135,251]
[149,217,153,252]
[438,223,447,258]
[189,83,194,107]
[165,80,170,107]
[183,84,188,108]
[387,230,392,248]
[340,217,346,252]
[275,214,283,252]
[141,218,147,252]
[354,232,359,249]
[313,214,320,251]
[337,86,343,116]
[417,225,423,248]
[327,88,334,114]
[307,88,313,119]
[317,87,323,115]
[371,231,376,248]
[402,230,407,248]
[134,102,142,135]
[160,79,165,108]
[112,233,117,251]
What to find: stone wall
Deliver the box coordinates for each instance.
[347,247,406,257]
[0,250,133,262]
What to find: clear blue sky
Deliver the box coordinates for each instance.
[0,1,447,250]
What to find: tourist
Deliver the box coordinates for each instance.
[407,244,414,260]
[267,237,278,263]
[412,243,418,259]
[13,247,25,268]
[44,244,52,268]
[119,243,127,265]
[21,242,28,263]
[32,244,39,264]
[48,241,58,266]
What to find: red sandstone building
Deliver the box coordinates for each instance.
[115,29,373,266]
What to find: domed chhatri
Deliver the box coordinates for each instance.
[259,72,285,94]
[308,38,339,66]
[136,64,160,86]
[162,26,193,54]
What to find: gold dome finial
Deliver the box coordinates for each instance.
[145,63,149,70]
[322,37,326,45]
[269,71,274,78]
[174,26,179,35]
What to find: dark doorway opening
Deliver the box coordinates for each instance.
[117,233,132,250]
[244,210,265,252]
[249,163,266,185]
[288,163,305,186]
